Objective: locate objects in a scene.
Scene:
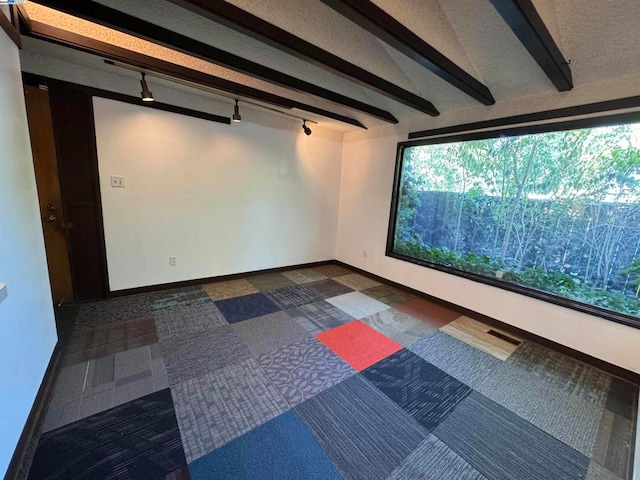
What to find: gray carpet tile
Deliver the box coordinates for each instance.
[313,264,355,278]
[257,336,355,406]
[476,341,611,455]
[304,279,354,300]
[592,409,635,479]
[160,325,252,385]
[282,268,328,284]
[361,308,435,347]
[433,392,590,480]
[247,272,295,291]
[409,331,502,388]
[361,284,417,306]
[605,378,637,420]
[148,286,212,311]
[334,273,382,291]
[152,302,227,341]
[265,284,319,309]
[296,375,428,480]
[171,358,289,462]
[326,291,389,319]
[286,300,354,335]
[74,295,152,330]
[586,462,625,480]
[42,344,169,432]
[387,434,488,480]
[231,311,310,357]
[362,350,472,431]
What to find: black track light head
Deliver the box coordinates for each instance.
[232,99,242,123]
[140,72,154,102]
[302,120,312,136]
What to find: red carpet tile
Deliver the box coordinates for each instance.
[395,298,461,329]
[316,320,403,372]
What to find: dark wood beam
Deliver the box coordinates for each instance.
[0,7,21,48]
[28,0,396,124]
[319,0,495,106]
[23,21,367,129]
[165,0,440,116]
[489,0,572,91]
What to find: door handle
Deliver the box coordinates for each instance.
[44,214,56,223]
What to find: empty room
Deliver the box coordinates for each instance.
[1,0,639,479]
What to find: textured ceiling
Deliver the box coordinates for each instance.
[20,0,640,133]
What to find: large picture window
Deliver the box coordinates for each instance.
[388,115,640,328]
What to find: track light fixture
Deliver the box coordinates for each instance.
[232,99,242,123]
[302,120,312,136]
[140,72,154,102]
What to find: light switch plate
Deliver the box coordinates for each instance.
[111,175,125,188]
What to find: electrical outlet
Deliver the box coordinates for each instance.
[169,256,177,266]
[110,175,125,188]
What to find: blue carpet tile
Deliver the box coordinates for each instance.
[433,391,590,480]
[362,349,472,431]
[214,292,281,323]
[28,389,187,480]
[188,410,341,480]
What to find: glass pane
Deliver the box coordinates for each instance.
[393,123,640,320]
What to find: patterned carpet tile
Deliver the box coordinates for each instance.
[231,311,310,357]
[29,389,187,480]
[287,300,354,335]
[587,462,626,480]
[247,272,295,291]
[409,331,502,388]
[43,344,169,432]
[202,279,258,301]
[361,308,435,347]
[63,316,158,367]
[441,316,522,360]
[334,273,382,291]
[395,298,461,329]
[296,375,428,480]
[605,377,637,420]
[433,392,590,480]
[152,302,227,341]
[214,292,281,324]
[74,295,152,330]
[326,291,389,318]
[171,358,289,462]
[361,284,416,306]
[265,284,319,310]
[257,336,355,406]
[316,320,403,371]
[149,286,212,311]
[160,326,251,385]
[362,349,472,431]
[313,264,355,278]
[188,410,341,480]
[282,268,328,284]
[387,434,488,480]
[476,342,611,455]
[303,279,354,300]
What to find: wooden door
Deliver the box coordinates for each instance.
[24,84,74,305]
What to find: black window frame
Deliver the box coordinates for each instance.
[386,110,640,330]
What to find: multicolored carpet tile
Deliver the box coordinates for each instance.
[25,264,638,480]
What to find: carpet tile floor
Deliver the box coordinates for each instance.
[25,264,638,480]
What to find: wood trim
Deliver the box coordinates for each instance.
[489,0,572,91]
[27,0,395,124]
[319,0,494,106]
[23,21,367,129]
[165,0,439,116]
[111,260,336,297]
[334,260,640,384]
[22,72,231,125]
[408,95,640,139]
[0,5,21,48]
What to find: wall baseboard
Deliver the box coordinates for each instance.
[335,261,640,385]
[110,260,336,297]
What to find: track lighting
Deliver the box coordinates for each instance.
[302,120,312,136]
[232,99,242,123]
[140,72,154,102]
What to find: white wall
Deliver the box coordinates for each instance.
[93,98,343,291]
[0,35,58,476]
[336,130,640,374]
